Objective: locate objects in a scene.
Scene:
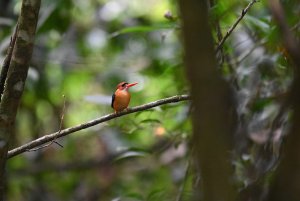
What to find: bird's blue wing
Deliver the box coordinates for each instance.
[111,93,115,108]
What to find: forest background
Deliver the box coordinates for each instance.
[0,0,300,201]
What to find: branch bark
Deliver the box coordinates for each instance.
[7,94,190,159]
[0,0,40,199]
[179,0,237,201]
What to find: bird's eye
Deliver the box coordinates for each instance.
[122,83,128,87]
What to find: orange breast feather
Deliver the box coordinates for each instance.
[113,89,131,112]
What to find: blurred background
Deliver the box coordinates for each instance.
[0,0,299,200]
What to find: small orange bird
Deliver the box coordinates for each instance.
[111,82,138,113]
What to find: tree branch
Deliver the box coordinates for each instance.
[11,138,173,176]
[215,0,258,53]
[7,94,190,159]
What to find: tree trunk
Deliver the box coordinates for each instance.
[0,0,41,199]
[178,0,237,200]
[267,0,300,200]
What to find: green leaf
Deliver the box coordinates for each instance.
[115,150,149,161]
[140,119,161,124]
[146,189,167,201]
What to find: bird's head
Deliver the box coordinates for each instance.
[116,82,138,91]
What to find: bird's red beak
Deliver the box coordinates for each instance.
[127,82,138,88]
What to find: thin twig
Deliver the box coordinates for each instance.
[215,0,258,53]
[7,94,191,159]
[0,23,18,101]
[26,95,66,152]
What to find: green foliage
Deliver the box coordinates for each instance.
[2,0,189,200]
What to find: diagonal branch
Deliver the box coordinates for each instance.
[7,94,190,159]
[12,138,172,176]
[215,0,258,53]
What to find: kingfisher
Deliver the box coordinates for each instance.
[111,82,138,113]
